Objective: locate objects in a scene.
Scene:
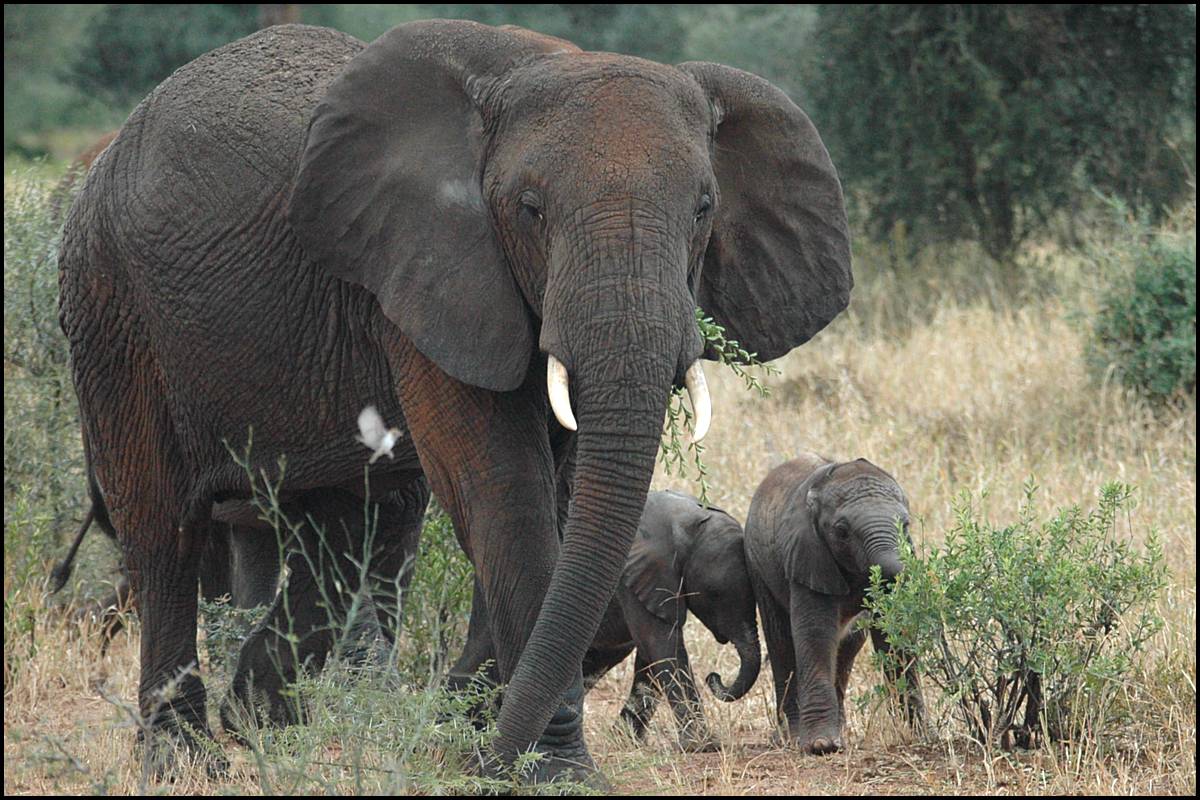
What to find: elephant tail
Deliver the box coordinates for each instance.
[48,467,116,593]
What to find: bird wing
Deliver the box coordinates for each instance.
[357,405,386,448]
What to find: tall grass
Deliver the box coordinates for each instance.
[3,168,1195,795]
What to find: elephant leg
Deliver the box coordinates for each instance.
[835,626,868,728]
[83,385,220,774]
[753,575,799,741]
[582,644,632,693]
[230,528,282,610]
[199,524,233,602]
[440,430,572,727]
[391,348,585,780]
[617,651,659,741]
[657,646,719,753]
[332,480,429,668]
[869,626,927,732]
[110,488,214,771]
[788,590,843,754]
[223,488,397,731]
[360,479,430,648]
[444,578,502,728]
[616,596,716,752]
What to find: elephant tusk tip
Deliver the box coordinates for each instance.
[547,355,578,431]
[685,361,712,442]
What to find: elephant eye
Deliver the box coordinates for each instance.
[693,193,712,223]
[519,190,544,223]
[834,519,851,538]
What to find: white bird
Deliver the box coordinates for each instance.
[356,405,403,464]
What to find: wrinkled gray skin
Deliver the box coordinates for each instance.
[451,490,761,752]
[744,454,926,754]
[57,20,851,783]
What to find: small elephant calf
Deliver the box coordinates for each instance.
[582,489,761,751]
[448,489,761,752]
[744,453,926,754]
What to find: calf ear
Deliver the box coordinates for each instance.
[785,464,850,595]
[624,532,685,625]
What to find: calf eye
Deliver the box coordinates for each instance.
[693,193,712,224]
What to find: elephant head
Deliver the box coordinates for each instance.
[624,491,761,702]
[789,460,911,596]
[287,20,850,764]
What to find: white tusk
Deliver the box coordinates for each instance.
[547,355,578,432]
[685,360,712,442]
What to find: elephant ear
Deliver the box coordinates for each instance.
[783,463,850,595]
[623,519,690,626]
[289,20,576,392]
[678,62,853,362]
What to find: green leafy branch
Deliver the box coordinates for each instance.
[659,309,780,503]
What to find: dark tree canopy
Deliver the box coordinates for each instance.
[71,5,261,105]
[805,4,1196,262]
[5,3,1195,265]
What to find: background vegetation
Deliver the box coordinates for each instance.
[4,3,1195,795]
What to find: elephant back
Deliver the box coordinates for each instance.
[84,25,365,246]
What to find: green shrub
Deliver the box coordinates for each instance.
[1086,237,1196,404]
[397,504,475,684]
[866,481,1166,749]
[4,172,87,589]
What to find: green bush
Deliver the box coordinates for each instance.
[398,503,475,684]
[4,171,87,588]
[1086,237,1196,404]
[866,481,1166,749]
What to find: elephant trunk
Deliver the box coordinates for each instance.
[493,253,695,765]
[705,624,762,702]
[863,519,905,584]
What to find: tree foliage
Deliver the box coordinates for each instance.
[5,3,1195,261]
[70,5,260,105]
[1087,233,1196,404]
[806,5,1196,262]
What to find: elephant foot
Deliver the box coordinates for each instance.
[529,693,604,788]
[773,722,843,755]
[608,716,646,746]
[139,722,229,782]
[528,746,608,792]
[440,671,500,731]
[219,666,305,744]
[804,734,843,755]
[678,720,721,753]
[476,681,608,792]
[475,741,607,794]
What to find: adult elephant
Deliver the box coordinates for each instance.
[58,20,851,784]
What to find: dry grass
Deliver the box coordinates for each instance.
[3,178,1195,793]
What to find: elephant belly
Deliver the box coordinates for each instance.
[590,597,634,652]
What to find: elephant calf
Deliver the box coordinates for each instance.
[744,453,925,754]
[582,490,761,751]
[448,489,761,752]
